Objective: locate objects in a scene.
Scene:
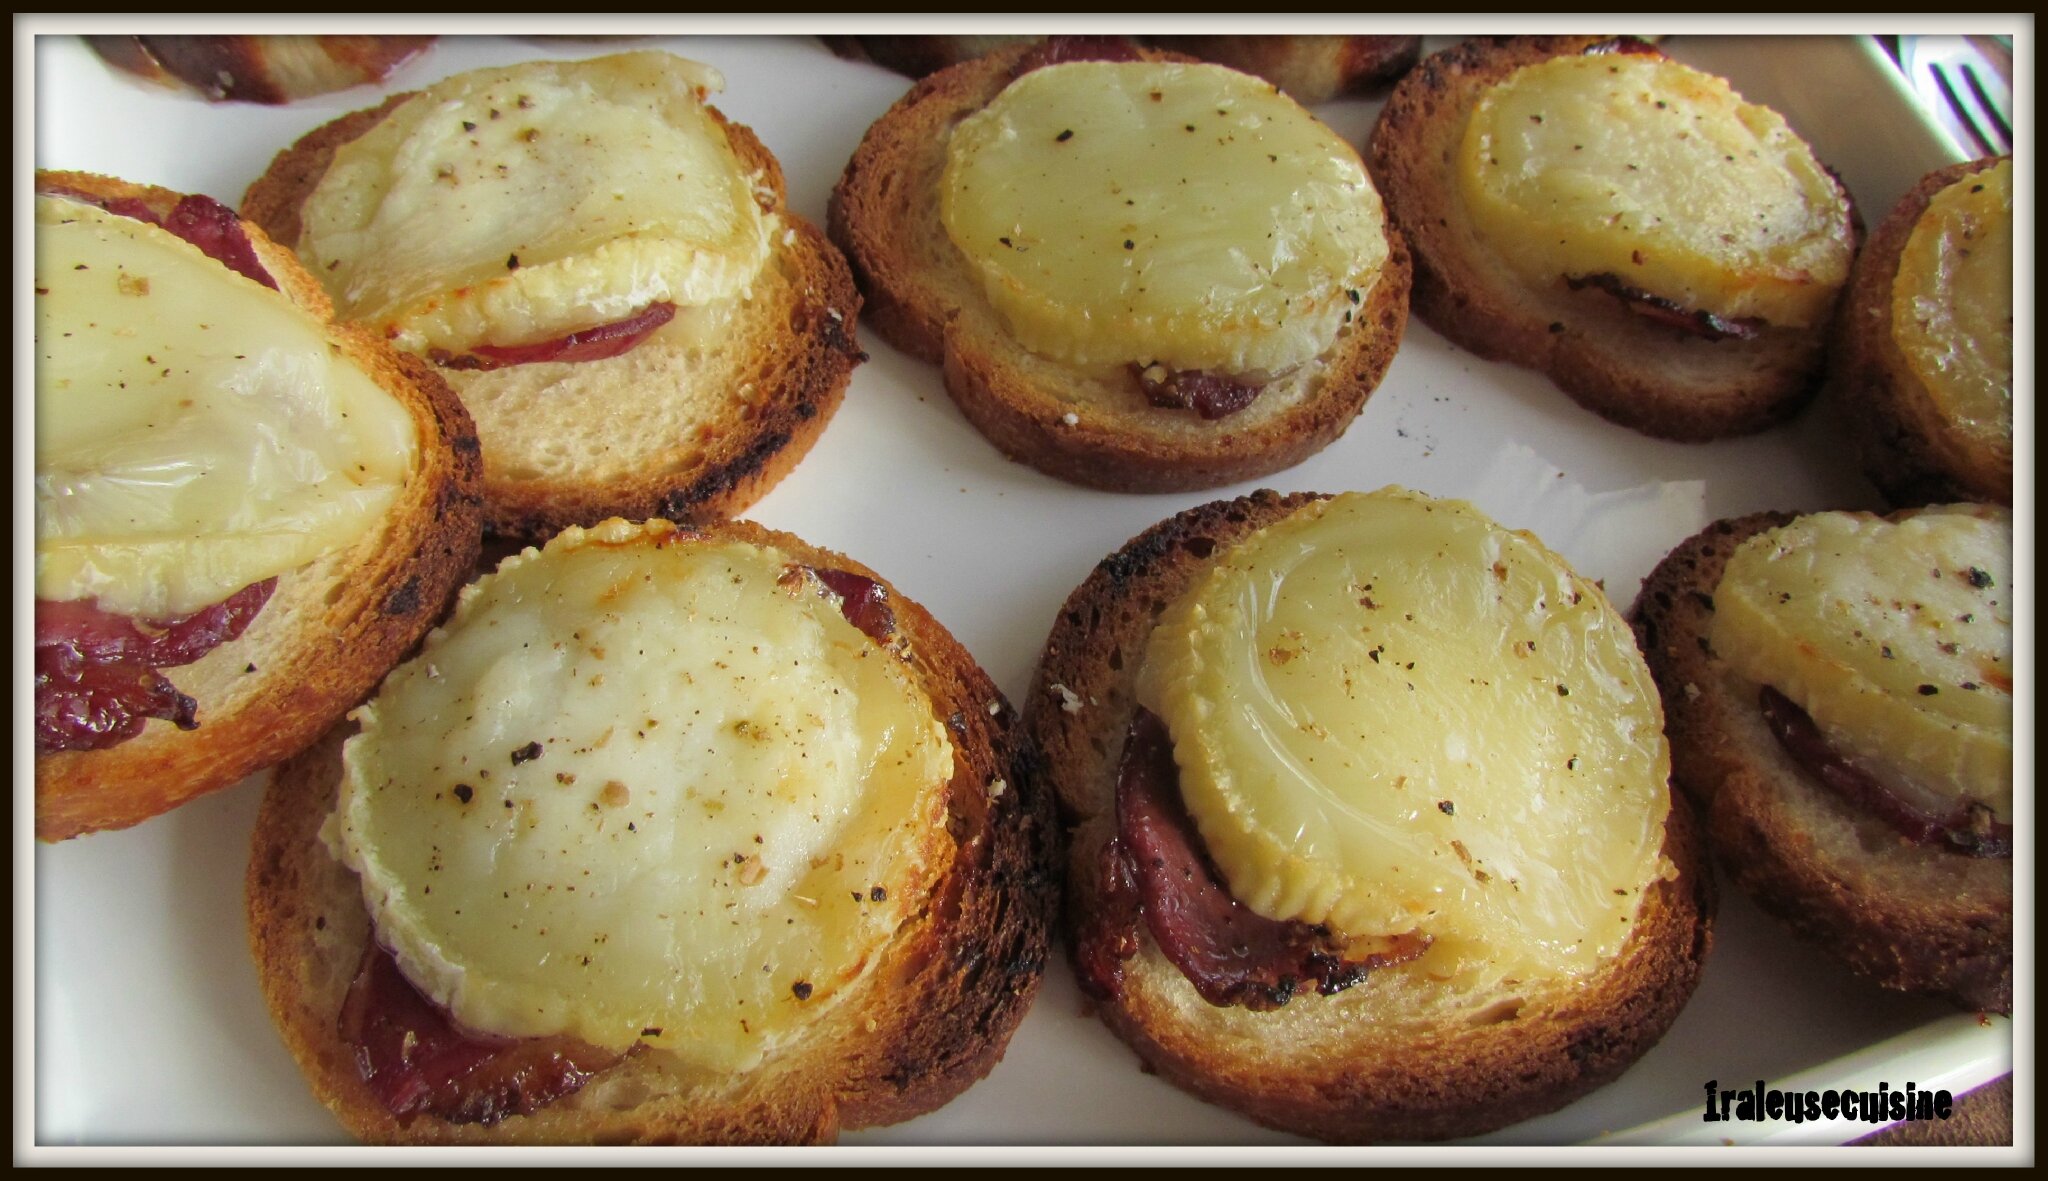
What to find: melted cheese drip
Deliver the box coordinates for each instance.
[1138,491,1670,992]
[1709,506,2013,820]
[1459,52,1852,327]
[942,61,1390,374]
[299,52,774,355]
[330,521,952,1073]
[34,196,417,619]
[1893,159,2013,447]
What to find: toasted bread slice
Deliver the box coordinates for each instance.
[242,71,862,542]
[830,43,1410,493]
[1633,511,2011,1013]
[246,518,1056,1144]
[1028,491,1711,1142]
[1830,156,2013,507]
[1368,36,1854,441]
[824,34,1420,102]
[33,171,482,843]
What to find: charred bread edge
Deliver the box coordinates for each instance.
[242,92,863,542]
[246,517,1058,1144]
[1631,510,2012,1013]
[1828,155,2013,507]
[34,171,484,842]
[829,43,1411,493]
[1027,489,1712,1142]
[1367,35,1855,442]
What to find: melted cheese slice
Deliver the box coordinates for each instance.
[34,195,417,619]
[1459,52,1852,327]
[942,61,1390,374]
[329,521,953,1073]
[1894,159,2013,447]
[299,52,773,355]
[1709,506,2013,819]
[1138,491,1670,992]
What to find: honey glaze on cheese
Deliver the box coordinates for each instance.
[1137,490,1670,995]
[941,61,1390,375]
[1710,506,2013,823]
[299,52,773,357]
[328,520,953,1074]
[1458,52,1852,328]
[1894,160,2013,446]
[34,195,416,619]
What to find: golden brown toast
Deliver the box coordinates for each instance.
[247,518,1058,1144]
[33,170,483,842]
[242,73,862,542]
[1028,491,1713,1142]
[830,43,1410,493]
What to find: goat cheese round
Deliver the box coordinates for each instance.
[942,60,1390,374]
[1138,490,1671,993]
[329,520,954,1073]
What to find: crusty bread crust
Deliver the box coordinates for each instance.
[1368,36,1852,442]
[1829,156,2013,507]
[1632,512,2011,1013]
[243,96,861,542]
[1028,491,1712,1142]
[33,171,484,843]
[825,34,1421,103]
[246,519,1058,1144]
[830,44,1410,493]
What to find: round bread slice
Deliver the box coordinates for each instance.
[242,72,863,542]
[1027,490,1712,1142]
[1829,156,2013,507]
[1368,36,1855,442]
[830,43,1410,493]
[246,518,1056,1144]
[33,171,483,843]
[1632,511,2012,1013]
[824,34,1421,103]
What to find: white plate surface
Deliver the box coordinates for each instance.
[23,23,2026,1159]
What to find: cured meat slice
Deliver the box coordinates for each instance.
[429,303,677,371]
[1132,363,1266,420]
[1083,709,1422,1011]
[1759,685,2011,858]
[37,181,278,290]
[35,579,274,754]
[340,945,625,1126]
[807,566,897,645]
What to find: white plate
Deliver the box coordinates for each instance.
[24,24,2023,1157]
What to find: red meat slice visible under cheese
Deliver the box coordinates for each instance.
[38,181,279,290]
[428,302,678,372]
[1759,685,2011,858]
[1077,708,1424,1011]
[34,580,275,755]
[1132,363,1267,420]
[340,944,626,1127]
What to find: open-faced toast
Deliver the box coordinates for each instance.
[243,52,862,541]
[1633,507,2012,1013]
[1029,489,1711,1141]
[33,170,482,841]
[1369,36,1858,441]
[831,41,1409,492]
[247,517,1057,1143]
